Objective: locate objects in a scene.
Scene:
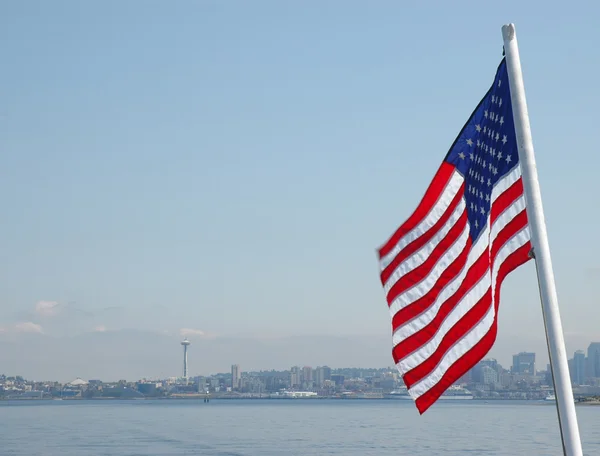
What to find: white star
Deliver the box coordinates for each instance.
[470,152,474,160]
[479,191,484,199]
[492,95,496,103]
[477,139,481,147]
[506,154,512,164]
[499,98,503,107]
[475,220,479,229]
[466,138,473,147]
[485,194,490,202]
[491,148,496,158]
[458,152,465,160]
[502,135,508,145]
[497,151,503,160]
[492,167,498,176]
[480,175,484,183]
[470,202,475,211]
[480,206,485,215]
[475,204,478,212]
[499,116,504,126]
[495,133,500,141]
[487,178,492,186]
[484,110,488,118]
[475,124,482,132]
[483,126,487,133]
[498,79,502,87]
[489,163,493,171]
[482,160,486,168]
[495,113,499,122]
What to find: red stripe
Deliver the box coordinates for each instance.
[391,250,489,364]
[380,183,465,285]
[490,209,528,262]
[378,163,456,258]
[390,237,471,330]
[413,241,532,414]
[385,209,468,305]
[490,178,524,225]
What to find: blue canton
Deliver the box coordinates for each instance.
[444,59,519,241]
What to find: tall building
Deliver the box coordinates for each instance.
[231,364,241,390]
[480,358,499,372]
[290,367,300,387]
[588,343,600,378]
[330,374,345,386]
[302,366,313,385]
[481,365,498,385]
[572,350,586,385]
[512,352,536,375]
[314,366,332,387]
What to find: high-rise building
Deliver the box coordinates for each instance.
[480,358,499,372]
[512,352,536,375]
[314,366,332,387]
[588,343,600,378]
[481,365,498,385]
[231,364,241,390]
[330,374,345,386]
[572,350,586,385]
[302,366,313,385]
[290,367,300,387]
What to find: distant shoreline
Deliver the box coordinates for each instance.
[3,396,600,405]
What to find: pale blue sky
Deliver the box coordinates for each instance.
[1,1,599,375]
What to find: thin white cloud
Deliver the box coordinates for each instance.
[14,322,43,334]
[179,328,205,338]
[35,300,61,317]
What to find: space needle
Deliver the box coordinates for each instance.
[181,338,191,382]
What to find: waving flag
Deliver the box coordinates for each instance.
[377,58,532,413]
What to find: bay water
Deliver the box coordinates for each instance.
[1,399,599,455]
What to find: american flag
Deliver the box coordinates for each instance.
[377,58,532,414]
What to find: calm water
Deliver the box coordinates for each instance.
[1,399,599,455]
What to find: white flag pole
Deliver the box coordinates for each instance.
[501,23,583,456]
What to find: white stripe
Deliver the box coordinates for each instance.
[396,268,491,375]
[491,165,521,202]
[390,219,487,340]
[383,199,466,294]
[406,227,530,399]
[388,219,469,318]
[379,171,464,270]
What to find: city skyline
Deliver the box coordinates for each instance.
[0,324,598,383]
[3,344,600,397]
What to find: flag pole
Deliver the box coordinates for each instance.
[501,23,583,456]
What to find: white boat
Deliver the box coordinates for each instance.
[439,386,474,400]
[545,394,556,401]
[387,385,473,400]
